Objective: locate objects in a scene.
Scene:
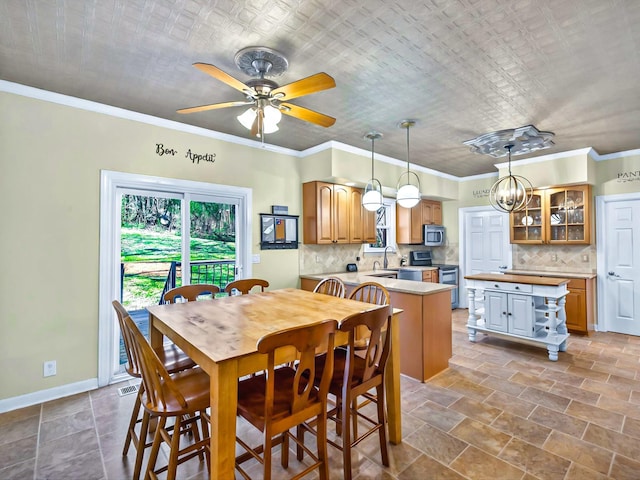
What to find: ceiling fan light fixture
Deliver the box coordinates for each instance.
[363,131,384,212]
[396,119,421,208]
[237,107,257,130]
[237,105,282,136]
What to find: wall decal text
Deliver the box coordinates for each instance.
[155,144,216,165]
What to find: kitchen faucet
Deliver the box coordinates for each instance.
[383,246,392,269]
[373,260,381,271]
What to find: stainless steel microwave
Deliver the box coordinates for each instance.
[423,225,445,246]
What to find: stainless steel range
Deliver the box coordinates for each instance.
[409,250,459,309]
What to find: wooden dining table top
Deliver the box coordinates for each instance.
[147,287,392,363]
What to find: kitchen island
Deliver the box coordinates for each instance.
[465,273,570,361]
[300,271,454,382]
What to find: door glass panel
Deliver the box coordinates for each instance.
[189,200,237,288]
[119,193,182,373]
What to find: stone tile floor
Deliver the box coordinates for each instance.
[2,309,640,479]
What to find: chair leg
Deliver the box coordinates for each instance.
[166,415,182,480]
[317,411,330,480]
[199,410,211,473]
[263,431,273,480]
[376,385,389,466]
[341,392,353,480]
[296,424,305,461]
[123,386,143,455]
[133,410,150,480]
[281,431,290,468]
[145,416,166,480]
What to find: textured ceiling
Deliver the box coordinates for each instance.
[1,0,639,177]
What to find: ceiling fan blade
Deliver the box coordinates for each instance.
[271,72,335,101]
[280,103,336,128]
[177,100,253,114]
[193,63,256,96]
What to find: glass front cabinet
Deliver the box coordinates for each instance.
[510,184,591,245]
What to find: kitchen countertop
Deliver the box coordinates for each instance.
[505,269,597,279]
[465,273,570,286]
[300,270,453,296]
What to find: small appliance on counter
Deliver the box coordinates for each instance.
[423,225,445,246]
[409,250,459,309]
[346,263,358,272]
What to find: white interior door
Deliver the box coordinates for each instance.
[599,196,640,335]
[459,207,512,308]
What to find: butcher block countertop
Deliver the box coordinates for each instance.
[505,269,596,280]
[300,271,453,296]
[464,273,570,286]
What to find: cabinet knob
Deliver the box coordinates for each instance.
[494,284,499,288]
[515,286,520,290]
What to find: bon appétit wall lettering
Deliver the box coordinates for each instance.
[155,143,216,165]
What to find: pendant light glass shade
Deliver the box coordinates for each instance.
[489,144,533,213]
[396,120,421,208]
[237,105,282,136]
[363,132,384,212]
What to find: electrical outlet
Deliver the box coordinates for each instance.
[551,254,557,261]
[43,360,56,377]
[316,255,321,263]
[252,254,260,264]
[582,254,589,262]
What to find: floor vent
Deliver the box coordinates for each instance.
[117,384,140,397]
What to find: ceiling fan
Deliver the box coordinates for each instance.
[177,46,336,139]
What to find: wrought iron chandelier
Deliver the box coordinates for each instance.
[396,120,421,208]
[362,131,384,212]
[488,144,534,213]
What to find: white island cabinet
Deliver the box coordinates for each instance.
[464,273,570,361]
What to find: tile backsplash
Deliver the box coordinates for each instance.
[299,243,459,275]
[512,244,596,273]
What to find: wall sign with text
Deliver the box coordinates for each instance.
[616,170,640,183]
[155,143,216,165]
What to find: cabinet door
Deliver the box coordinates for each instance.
[410,203,424,244]
[484,291,508,332]
[508,294,534,337]
[511,192,545,244]
[422,200,442,225]
[316,182,334,244]
[332,184,351,243]
[349,188,364,243]
[362,207,377,243]
[547,185,590,244]
[564,288,587,333]
[396,204,412,244]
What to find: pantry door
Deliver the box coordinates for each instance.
[460,207,512,308]
[598,194,640,335]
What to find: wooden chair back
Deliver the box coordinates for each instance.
[163,283,220,303]
[313,277,346,298]
[123,315,188,412]
[112,300,140,378]
[340,305,392,385]
[348,281,390,306]
[258,319,338,423]
[224,278,269,295]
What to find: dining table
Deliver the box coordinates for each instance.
[148,287,403,479]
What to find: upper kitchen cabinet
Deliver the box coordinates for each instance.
[511,184,591,245]
[349,188,377,243]
[397,199,443,244]
[302,181,374,244]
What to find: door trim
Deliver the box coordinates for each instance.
[98,170,252,386]
[458,206,512,309]
[595,191,640,332]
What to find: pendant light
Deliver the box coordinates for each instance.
[362,131,384,212]
[396,119,421,208]
[489,144,534,212]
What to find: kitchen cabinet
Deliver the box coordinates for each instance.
[465,273,570,361]
[302,181,375,244]
[511,184,591,245]
[349,188,377,243]
[422,269,438,283]
[397,199,443,244]
[508,273,595,335]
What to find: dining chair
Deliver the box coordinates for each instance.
[235,319,338,480]
[306,305,392,480]
[224,278,269,295]
[111,300,196,480]
[163,283,220,303]
[123,314,211,480]
[312,276,346,298]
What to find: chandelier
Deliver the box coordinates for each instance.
[488,144,534,212]
[362,132,384,212]
[396,120,421,208]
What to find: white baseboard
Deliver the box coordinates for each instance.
[0,378,99,414]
